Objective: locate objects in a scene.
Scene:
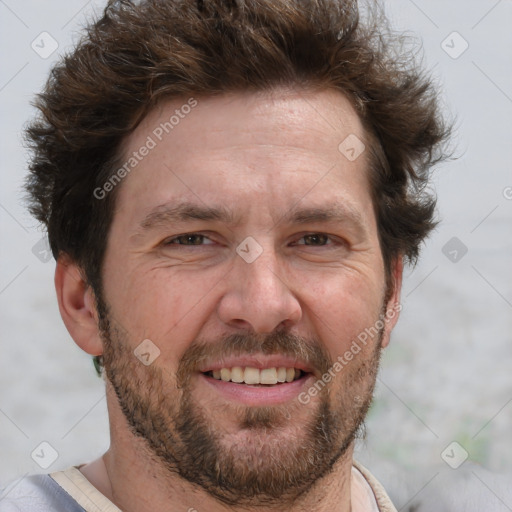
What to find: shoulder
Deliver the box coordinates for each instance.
[353,460,398,512]
[0,473,83,512]
[354,460,512,512]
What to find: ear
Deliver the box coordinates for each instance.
[55,255,103,356]
[380,256,403,349]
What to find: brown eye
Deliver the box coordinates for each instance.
[301,234,330,246]
[166,234,212,245]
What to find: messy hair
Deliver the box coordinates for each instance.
[26,0,449,308]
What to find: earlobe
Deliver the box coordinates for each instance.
[55,255,103,356]
[381,256,404,349]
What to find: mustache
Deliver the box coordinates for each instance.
[176,331,333,387]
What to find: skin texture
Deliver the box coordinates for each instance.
[56,87,403,512]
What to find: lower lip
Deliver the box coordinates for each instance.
[199,373,314,406]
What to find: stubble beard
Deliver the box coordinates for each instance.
[98,300,384,507]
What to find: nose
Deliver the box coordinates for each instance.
[217,245,302,333]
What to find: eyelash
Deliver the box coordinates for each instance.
[163,233,342,248]
[164,233,215,246]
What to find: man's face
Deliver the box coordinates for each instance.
[98,88,398,504]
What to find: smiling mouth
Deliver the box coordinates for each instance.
[203,366,307,385]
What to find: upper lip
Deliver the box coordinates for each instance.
[198,354,314,374]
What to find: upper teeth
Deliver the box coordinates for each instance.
[211,367,301,385]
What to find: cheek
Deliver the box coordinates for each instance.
[319,275,381,307]
[108,267,221,355]
[302,270,385,357]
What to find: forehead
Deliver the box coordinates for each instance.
[113,88,372,228]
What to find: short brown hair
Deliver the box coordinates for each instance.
[26,0,450,298]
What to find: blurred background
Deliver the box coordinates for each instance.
[1,0,511,510]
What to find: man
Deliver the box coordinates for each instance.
[1,0,449,510]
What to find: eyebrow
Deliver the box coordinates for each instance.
[281,203,364,229]
[137,200,366,234]
[139,202,240,230]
